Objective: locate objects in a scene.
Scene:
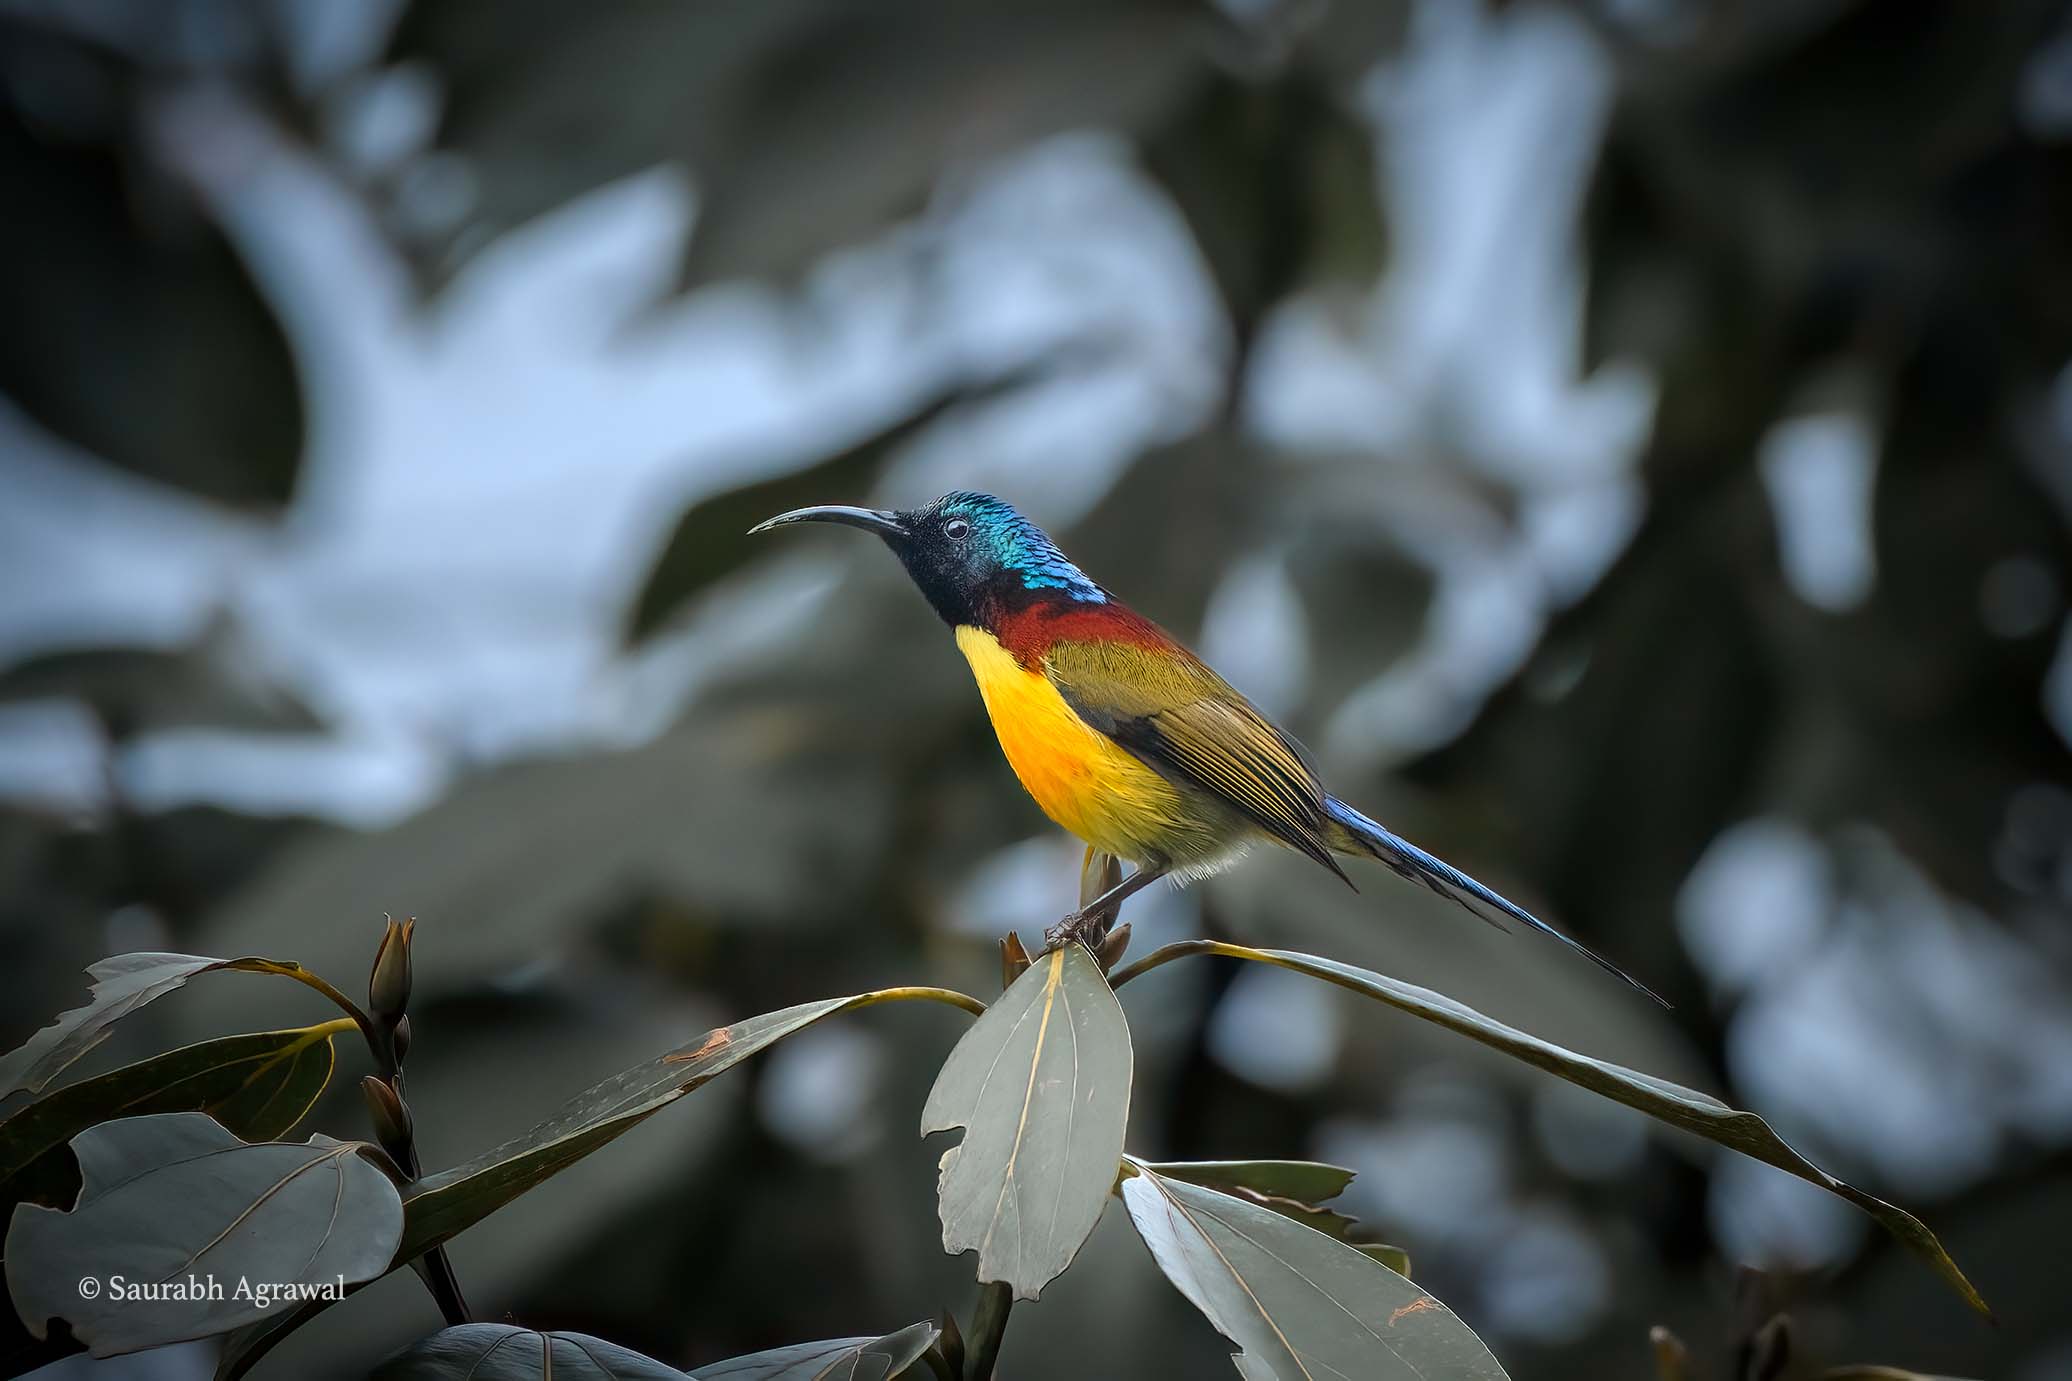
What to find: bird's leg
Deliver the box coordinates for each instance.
[1044,863,1169,953]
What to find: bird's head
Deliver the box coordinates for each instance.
[749,490,1104,627]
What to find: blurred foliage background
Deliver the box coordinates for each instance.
[3,0,2071,1377]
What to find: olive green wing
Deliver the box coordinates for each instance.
[1045,638,1350,883]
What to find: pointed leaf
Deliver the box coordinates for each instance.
[213,1298,326,1381]
[689,1320,939,1379]
[920,942,1131,1300]
[0,34,303,507]
[400,988,977,1262]
[1140,1160,1373,1251]
[1142,70,1387,343]
[672,7,1199,293]
[1122,941,1990,1318]
[1359,1243,1413,1278]
[1143,1161,1356,1207]
[931,1311,964,1379]
[0,636,322,736]
[203,988,976,1379]
[5,1113,402,1355]
[373,1324,682,1379]
[0,953,350,1099]
[0,1022,346,1211]
[625,355,1065,642]
[1119,1162,1507,1380]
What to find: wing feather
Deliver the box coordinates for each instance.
[1044,639,1349,882]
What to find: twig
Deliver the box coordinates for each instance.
[964,1282,1014,1380]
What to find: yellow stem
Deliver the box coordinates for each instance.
[854,985,988,1018]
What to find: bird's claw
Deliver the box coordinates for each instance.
[1044,909,1104,954]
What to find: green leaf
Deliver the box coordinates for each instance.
[1142,70,1387,344]
[0,632,323,737]
[212,1299,327,1381]
[1143,1161,1355,1207]
[1119,1161,1507,1380]
[1114,941,1991,1319]
[1139,1160,1384,1257]
[625,354,1065,642]
[0,1021,347,1211]
[0,24,302,506]
[688,1320,939,1379]
[920,942,1131,1300]
[5,1113,402,1355]
[373,1324,683,1379]
[176,719,900,1014]
[206,987,977,1381]
[1359,1243,1413,1278]
[399,988,978,1263]
[671,5,1200,293]
[0,952,353,1100]
[1145,1171,1411,1279]
[385,4,1199,295]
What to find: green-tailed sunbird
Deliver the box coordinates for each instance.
[752,490,1664,1006]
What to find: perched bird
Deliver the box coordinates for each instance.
[751,491,1664,1005]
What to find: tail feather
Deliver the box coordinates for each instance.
[1323,796,1670,1009]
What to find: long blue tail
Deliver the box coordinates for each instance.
[1323,796,1669,1008]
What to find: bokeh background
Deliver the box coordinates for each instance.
[4,1,2072,1377]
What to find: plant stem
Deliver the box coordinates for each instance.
[411,1250,471,1327]
[272,965,381,1048]
[854,985,988,1017]
[305,921,473,1329]
[365,1064,472,1325]
[1104,939,1219,990]
[964,1282,1014,1380]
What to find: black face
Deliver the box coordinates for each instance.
[748,491,1104,630]
[885,497,994,628]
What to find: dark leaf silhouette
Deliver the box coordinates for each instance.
[1139,1160,1402,1265]
[386,1,1201,294]
[373,1324,682,1379]
[0,1021,346,1212]
[626,351,1080,642]
[1114,941,1990,1318]
[688,1320,939,1379]
[1143,69,1387,346]
[0,954,356,1100]
[204,988,977,1377]
[399,987,979,1263]
[0,628,322,739]
[0,21,302,504]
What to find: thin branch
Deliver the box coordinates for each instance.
[854,985,988,1018]
[270,966,381,1049]
[1105,940,1219,990]
[964,1281,1014,1380]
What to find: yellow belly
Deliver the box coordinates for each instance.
[954,625,1186,862]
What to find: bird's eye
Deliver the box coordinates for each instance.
[943,517,971,541]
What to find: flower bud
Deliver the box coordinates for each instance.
[369,916,415,1023]
[1079,849,1121,910]
[390,1014,413,1064]
[360,1074,413,1155]
[999,933,1031,988]
[1095,921,1132,974]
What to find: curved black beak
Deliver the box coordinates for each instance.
[748,504,907,540]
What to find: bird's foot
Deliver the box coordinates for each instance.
[1044,908,1107,954]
